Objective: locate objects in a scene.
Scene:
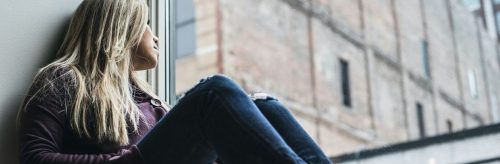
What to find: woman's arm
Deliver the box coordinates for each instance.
[18,96,144,164]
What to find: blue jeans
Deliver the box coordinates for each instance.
[137,75,332,164]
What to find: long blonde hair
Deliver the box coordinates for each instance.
[18,0,156,145]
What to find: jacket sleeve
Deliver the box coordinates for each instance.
[18,94,144,164]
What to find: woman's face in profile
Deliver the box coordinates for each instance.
[133,24,160,70]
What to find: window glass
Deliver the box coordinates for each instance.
[496,12,500,33]
[340,58,352,108]
[446,119,453,133]
[416,103,426,138]
[168,0,500,162]
[175,0,196,58]
[175,0,194,24]
[468,70,478,98]
[461,0,481,11]
[421,40,431,78]
[176,23,196,58]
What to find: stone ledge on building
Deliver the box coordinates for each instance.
[331,122,500,163]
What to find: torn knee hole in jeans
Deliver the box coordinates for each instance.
[179,75,215,100]
[249,92,277,101]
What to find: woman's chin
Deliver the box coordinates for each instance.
[144,64,157,70]
[133,63,157,71]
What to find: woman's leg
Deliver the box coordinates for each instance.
[137,75,306,164]
[251,94,332,164]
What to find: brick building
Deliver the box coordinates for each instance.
[174,0,500,157]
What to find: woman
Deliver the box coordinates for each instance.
[17,0,332,163]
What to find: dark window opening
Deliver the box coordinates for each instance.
[446,119,453,133]
[340,59,351,108]
[421,40,431,78]
[416,103,426,138]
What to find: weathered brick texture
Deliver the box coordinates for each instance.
[175,0,500,157]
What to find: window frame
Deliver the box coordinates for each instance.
[147,0,177,105]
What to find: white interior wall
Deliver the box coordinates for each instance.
[0,0,82,163]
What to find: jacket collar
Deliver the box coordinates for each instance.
[131,83,152,103]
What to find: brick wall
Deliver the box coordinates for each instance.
[176,0,500,157]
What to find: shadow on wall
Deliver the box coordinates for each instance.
[0,96,24,164]
[0,17,71,164]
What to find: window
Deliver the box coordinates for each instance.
[491,94,499,122]
[483,0,497,38]
[144,0,175,104]
[495,0,500,5]
[446,119,453,133]
[340,59,351,107]
[495,12,500,33]
[460,0,481,11]
[468,70,478,98]
[421,40,431,78]
[175,0,196,58]
[160,0,499,161]
[416,103,426,138]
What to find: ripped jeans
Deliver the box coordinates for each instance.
[137,75,332,164]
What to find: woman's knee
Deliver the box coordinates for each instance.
[181,74,243,100]
[206,74,234,84]
[251,93,284,110]
[203,74,244,94]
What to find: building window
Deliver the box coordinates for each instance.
[340,59,352,107]
[468,70,478,98]
[446,119,453,133]
[141,0,175,103]
[495,0,500,5]
[460,0,481,11]
[420,40,431,78]
[175,0,196,58]
[495,12,500,33]
[416,103,426,138]
[491,94,499,122]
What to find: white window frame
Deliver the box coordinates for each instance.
[146,0,176,105]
